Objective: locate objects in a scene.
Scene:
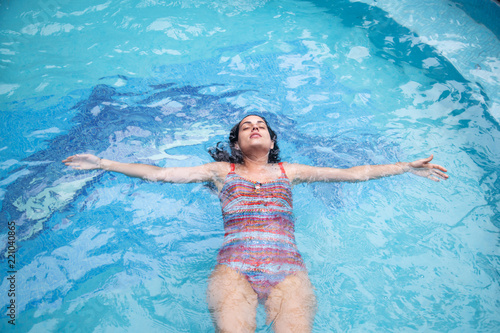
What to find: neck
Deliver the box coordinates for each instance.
[241,153,269,171]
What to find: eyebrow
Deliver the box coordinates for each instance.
[240,120,266,128]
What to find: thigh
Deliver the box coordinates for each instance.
[207,265,259,333]
[265,271,317,333]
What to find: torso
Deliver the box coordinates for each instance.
[216,162,306,300]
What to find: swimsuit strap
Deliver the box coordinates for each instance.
[230,163,235,172]
[278,162,286,175]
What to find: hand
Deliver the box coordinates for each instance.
[407,155,448,182]
[62,154,102,170]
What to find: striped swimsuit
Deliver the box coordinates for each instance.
[217,163,306,301]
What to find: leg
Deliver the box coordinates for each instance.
[207,265,259,333]
[265,272,316,333]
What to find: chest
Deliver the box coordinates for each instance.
[219,175,293,211]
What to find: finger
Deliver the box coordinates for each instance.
[424,162,447,172]
[435,165,448,172]
[428,174,440,182]
[428,169,448,180]
[67,154,83,161]
[426,163,446,171]
[434,170,449,179]
[412,155,433,168]
[65,162,80,168]
[422,155,433,164]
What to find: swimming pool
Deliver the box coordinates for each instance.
[1,0,499,331]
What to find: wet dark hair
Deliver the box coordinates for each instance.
[208,115,281,163]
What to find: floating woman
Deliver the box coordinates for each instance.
[62,114,448,332]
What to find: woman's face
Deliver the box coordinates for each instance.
[235,115,274,155]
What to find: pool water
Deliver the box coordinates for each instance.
[1,0,499,332]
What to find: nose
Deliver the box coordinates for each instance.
[251,124,259,131]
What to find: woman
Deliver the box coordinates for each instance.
[63,115,448,332]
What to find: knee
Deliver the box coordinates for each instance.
[209,298,258,333]
[215,314,257,333]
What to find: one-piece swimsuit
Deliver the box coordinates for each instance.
[216,162,306,301]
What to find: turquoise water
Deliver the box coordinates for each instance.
[1,0,499,332]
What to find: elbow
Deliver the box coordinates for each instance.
[345,168,369,182]
[144,175,160,182]
[144,168,169,182]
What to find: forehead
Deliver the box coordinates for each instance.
[239,116,266,127]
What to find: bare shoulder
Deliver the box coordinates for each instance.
[205,161,231,178]
[203,161,231,192]
[280,162,308,181]
[208,161,231,171]
[281,162,342,184]
[280,162,294,172]
[281,162,309,171]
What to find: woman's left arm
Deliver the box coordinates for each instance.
[285,155,448,184]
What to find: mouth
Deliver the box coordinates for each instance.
[250,133,262,139]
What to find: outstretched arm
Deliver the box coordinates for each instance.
[62,154,228,185]
[286,155,448,184]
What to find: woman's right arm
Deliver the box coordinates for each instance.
[62,154,228,184]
